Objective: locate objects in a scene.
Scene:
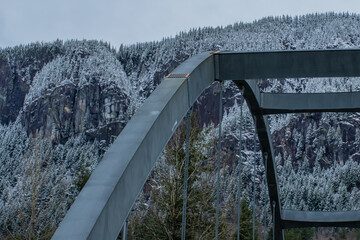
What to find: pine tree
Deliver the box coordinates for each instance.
[284,228,314,240]
[128,114,228,239]
[236,198,258,240]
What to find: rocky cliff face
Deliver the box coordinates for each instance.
[0,41,132,143]
[0,41,63,124]
[0,40,189,144]
[21,80,129,143]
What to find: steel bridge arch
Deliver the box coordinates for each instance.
[53,49,360,240]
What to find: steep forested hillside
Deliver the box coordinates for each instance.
[1,12,360,238]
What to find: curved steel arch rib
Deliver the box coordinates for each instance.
[52,52,215,240]
[53,49,360,240]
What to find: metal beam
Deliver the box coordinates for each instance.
[260,92,360,114]
[281,209,360,228]
[216,49,360,80]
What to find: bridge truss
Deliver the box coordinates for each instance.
[53,49,360,240]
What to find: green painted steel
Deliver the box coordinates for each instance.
[261,92,360,114]
[216,49,360,80]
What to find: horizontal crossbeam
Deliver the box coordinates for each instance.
[281,209,360,228]
[215,49,360,80]
[260,92,360,114]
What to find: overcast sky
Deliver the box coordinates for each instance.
[1,0,360,49]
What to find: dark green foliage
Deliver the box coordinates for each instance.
[128,114,228,239]
[284,228,315,240]
[267,227,273,240]
[74,156,92,192]
[234,199,258,240]
[336,228,347,240]
[356,229,360,240]
[266,227,314,240]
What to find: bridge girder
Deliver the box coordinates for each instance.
[53,49,360,240]
[261,92,360,114]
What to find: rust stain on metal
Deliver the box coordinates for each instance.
[166,73,190,78]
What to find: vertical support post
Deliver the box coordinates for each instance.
[253,118,257,240]
[237,89,244,240]
[264,153,268,240]
[273,201,276,240]
[215,81,224,240]
[181,109,192,240]
[181,75,193,240]
[122,219,127,240]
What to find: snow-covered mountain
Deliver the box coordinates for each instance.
[1,12,360,238]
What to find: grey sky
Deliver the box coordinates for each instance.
[1,0,360,49]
